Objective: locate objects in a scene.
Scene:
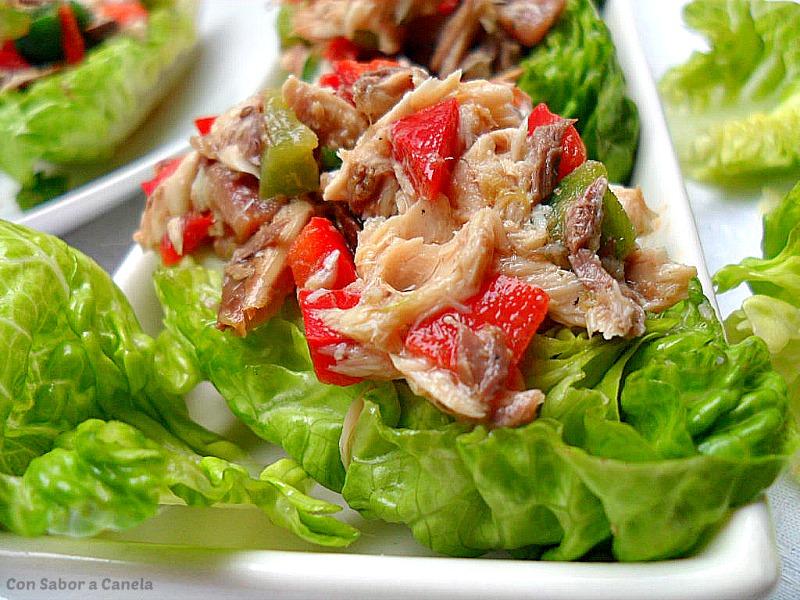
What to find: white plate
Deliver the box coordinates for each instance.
[0,1,781,599]
[0,0,280,236]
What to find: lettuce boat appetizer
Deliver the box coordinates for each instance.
[277,0,639,183]
[123,64,794,559]
[0,0,198,208]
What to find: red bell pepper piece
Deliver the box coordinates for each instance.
[194,116,217,136]
[98,1,148,26]
[159,211,215,266]
[323,37,361,62]
[438,0,460,15]
[287,217,358,290]
[405,274,549,371]
[527,103,587,181]
[391,97,460,201]
[298,288,363,386]
[141,156,183,197]
[0,41,30,70]
[320,58,399,103]
[58,3,85,65]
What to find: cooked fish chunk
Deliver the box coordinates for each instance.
[283,76,369,150]
[352,66,427,122]
[135,152,201,248]
[450,119,566,224]
[218,200,314,336]
[570,249,646,339]
[322,207,504,351]
[625,247,697,313]
[611,185,658,236]
[430,0,494,76]
[498,253,588,328]
[191,95,265,178]
[391,352,543,427]
[497,0,566,46]
[197,161,285,243]
[560,176,646,339]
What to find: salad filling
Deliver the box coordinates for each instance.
[135,64,695,427]
[278,0,566,81]
[1,1,150,92]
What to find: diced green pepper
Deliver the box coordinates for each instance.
[0,7,31,40]
[320,147,342,171]
[260,91,320,199]
[301,52,320,83]
[546,160,637,259]
[14,2,91,65]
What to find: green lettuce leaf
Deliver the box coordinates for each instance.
[153,262,399,492]
[342,282,792,560]
[0,0,197,188]
[0,419,358,546]
[714,181,800,428]
[517,0,640,183]
[660,0,800,184]
[0,221,358,546]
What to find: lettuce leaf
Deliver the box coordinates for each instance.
[0,221,358,546]
[151,266,790,558]
[660,0,800,184]
[714,181,800,427]
[153,262,400,493]
[517,0,639,183]
[0,0,197,188]
[342,282,792,560]
[0,419,357,545]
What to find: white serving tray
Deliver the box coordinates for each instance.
[0,0,281,235]
[0,1,780,598]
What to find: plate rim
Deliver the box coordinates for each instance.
[0,0,781,597]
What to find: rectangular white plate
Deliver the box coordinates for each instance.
[0,1,280,236]
[0,1,781,598]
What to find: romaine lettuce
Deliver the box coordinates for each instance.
[660,0,800,184]
[342,283,791,560]
[0,221,358,546]
[152,262,400,492]
[0,0,197,189]
[517,0,640,183]
[154,261,792,560]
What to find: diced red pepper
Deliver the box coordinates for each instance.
[0,41,30,70]
[318,72,341,89]
[194,116,217,136]
[98,1,148,26]
[58,3,85,65]
[405,274,549,371]
[141,156,184,197]
[298,288,363,386]
[323,37,361,62]
[527,103,587,181]
[438,0,460,15]
[320,58,399,103]
[159,211,215,266]
[287,217,358,290]
[391,97,460,201]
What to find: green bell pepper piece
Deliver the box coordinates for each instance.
[546,160,637,259]
[260,91,320,199]
[14,2,91,65]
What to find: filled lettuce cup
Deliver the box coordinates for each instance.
[130,63,794,559]
[0,0,198,208]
